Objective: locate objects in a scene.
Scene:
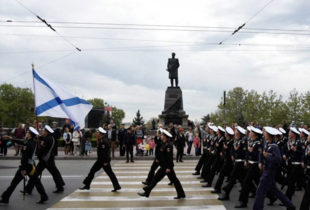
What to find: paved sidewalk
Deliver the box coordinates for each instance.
[0,145,201,160]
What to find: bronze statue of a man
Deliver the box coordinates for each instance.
[167,52,180,87]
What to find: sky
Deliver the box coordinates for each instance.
[1,0,310,124]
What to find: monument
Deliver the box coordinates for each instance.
[158,52,189,128]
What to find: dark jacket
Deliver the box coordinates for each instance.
[154,136,162,156]
[118,129,127,142]
[175,133,186,147]
[97,137,111,163]
[20,138,36,170]
[52,128,61,140]
[124,132,135,145]
[157,141,174,169]
[38,134,55,162]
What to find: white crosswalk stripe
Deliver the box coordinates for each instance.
[47,160,226,210]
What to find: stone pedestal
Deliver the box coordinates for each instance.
[158,87,188,128]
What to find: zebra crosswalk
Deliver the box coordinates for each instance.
[47,160,226,210]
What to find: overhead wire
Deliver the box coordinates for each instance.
[2,24,310,36]
[1,33,310,48]
[14,0,81,51]
[219,0,274,45]
[2,20,310,33]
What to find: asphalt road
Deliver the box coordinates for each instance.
[0,159,304,210]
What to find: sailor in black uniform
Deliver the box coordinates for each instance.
[79,127,121,192]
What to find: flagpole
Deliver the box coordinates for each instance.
[32,63,40,148]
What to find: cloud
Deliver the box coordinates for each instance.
[1,0,310,124]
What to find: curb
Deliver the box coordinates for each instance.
[0,156,201,161]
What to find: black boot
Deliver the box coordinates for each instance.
[192,171,200,175]
[126,160,129,163]
[218,193,230,200]
[211,189,221,193]
[111,187,121,192]
[20,189,32,195]
[235,202,247,208]
[174,196,186,199]
[79,185,90,190]
[36,197,48,204]
[53,188,64,193]
[202,184,211,187]
[267,197,277,206]
[168,182,173,185]
[137,192,149,198]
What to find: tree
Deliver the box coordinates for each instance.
[101,110,111,126]
[201,114,210,127]
[132,110,145,127]
[286,89,302,123]
[111,106,125,129]
[0,84,35,127]
[301,91,310,125]
[87,98,104,107]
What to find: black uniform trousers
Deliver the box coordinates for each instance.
[194,150,208,172]
[176,144,184,161]
[222,162,245,195]
[207,157,224,185]
[83,160,120,189]
[125,144,133,161]
[26,158,64,193]
[119,140,125,156]
[300,169,310,210]
[201,154,215,179]
[54,139,59,156]
[238,163,260,204]
[143,167,185,197]
[285,164,302,200]
[214,161,233,191]
[1,165,48,202]
[145,160,173,184]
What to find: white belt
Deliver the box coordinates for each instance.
[248,161,258,164]
[291,162,301,165]
[235,159,244,162]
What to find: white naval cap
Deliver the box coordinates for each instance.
[44,125,54,133]
[225,127,234,135]
[247,126,252,132]
[29,127,39,136]
[217,126,225,133]
[264,126,280,136]
[210,125,218,132]
[236,126,246,135]
[302,128,309,136]
[98,127,107,134]
[290,127,300,135]
[251,127,263,135]
[279,127,286,134]
[159,128,172,138]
